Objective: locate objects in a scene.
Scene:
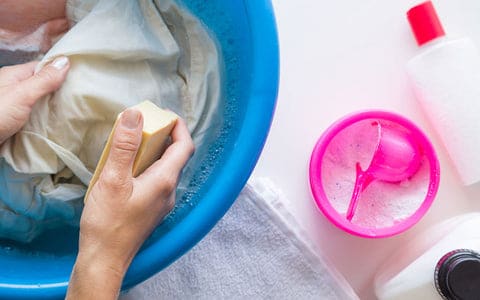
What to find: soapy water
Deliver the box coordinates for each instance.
[0,0,251,254]
[148,0,251,240]
[321,119,430,229]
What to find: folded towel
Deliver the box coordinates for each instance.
[121,178,358,300]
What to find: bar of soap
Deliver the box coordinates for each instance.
[85,100,178,201]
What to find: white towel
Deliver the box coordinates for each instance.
[121,178,358,300]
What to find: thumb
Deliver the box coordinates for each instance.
[103,109,144,183]
[16,56,70,106]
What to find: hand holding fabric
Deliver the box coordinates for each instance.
[0,57,70,144]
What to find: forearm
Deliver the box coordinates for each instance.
[66,250,128,300]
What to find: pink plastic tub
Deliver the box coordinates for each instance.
[309,111,440,238]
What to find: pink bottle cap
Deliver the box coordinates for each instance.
[407,1,445,46]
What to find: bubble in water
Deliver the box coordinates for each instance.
[146,0,254,241]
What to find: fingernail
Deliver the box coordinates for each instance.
[51,56,69,70]
[121,109,142,129]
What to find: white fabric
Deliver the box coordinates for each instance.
[121,178,359,300]
[0,0,220,242]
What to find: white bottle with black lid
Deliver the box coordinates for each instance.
[435,249,480,299]
[374,213,480,299]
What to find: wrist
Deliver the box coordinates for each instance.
[67,252,125,300]
[76,241,132,277]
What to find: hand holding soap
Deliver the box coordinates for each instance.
[85,101,178,201]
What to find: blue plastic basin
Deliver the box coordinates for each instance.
[0,0,279,298]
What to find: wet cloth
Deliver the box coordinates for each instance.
[0,0,220,242]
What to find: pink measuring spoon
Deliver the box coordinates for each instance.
[346,122,422,221]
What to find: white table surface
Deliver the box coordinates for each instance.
[252,0,480,298]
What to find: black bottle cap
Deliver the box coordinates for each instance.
[435,249,480,300]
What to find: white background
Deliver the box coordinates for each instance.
[253,0,480,298]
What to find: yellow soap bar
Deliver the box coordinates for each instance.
[85,101,178,201]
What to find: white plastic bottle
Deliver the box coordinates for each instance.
[406,1,480,185]
[374,213,480,299]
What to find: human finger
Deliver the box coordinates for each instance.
[136,119,194,195]
[100,109,144,186]
[0,61,37,85]
[14,56,70,107]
